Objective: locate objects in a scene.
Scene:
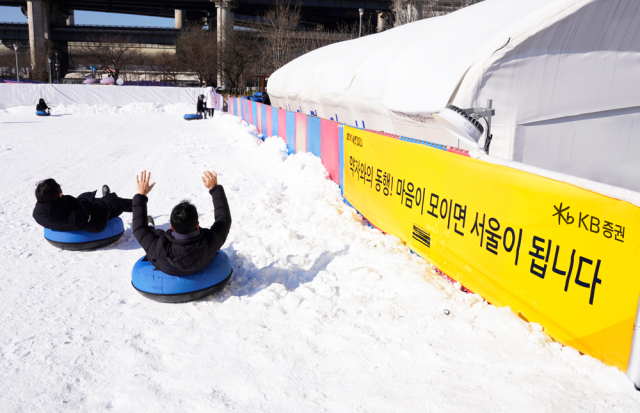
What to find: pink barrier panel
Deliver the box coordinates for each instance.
[248,99,253,126]
[256,103,263,133]
[448,146,471,157]
[321,119,340,186]
[266,105,272,137]
[278,108,287,142]
[295,112,307,153]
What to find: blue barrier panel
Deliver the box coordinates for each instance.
[272,106,279,137]
[307,116,322,159]
[234,98,238,117]
[286,111,296,155]
[261,104,268,136]
[240,98,244,120]
[399,136,448,150]
[251,101,258,127]
[339,124,344,194]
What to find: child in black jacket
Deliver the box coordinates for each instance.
[132,170,232,276]
[196,94,207,119]
[36,98,50,113]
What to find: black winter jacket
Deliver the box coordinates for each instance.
[36,102,50,111]
[33,191,118,233]
[197,99,206,112]
[132,185,232,276]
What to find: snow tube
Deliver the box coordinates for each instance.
[44,217,124,251]
[184,114,201,120]
[131,251,232,303]
[36,111,50,116]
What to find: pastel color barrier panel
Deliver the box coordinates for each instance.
[279,108,287,142]
[240,99,244,120]
[266,105,273,137]
[256,103,263,133]
[272,106,279,137]
[285,111,296,155]
[233,98,238,116]
[321,119,340,186]
[251,101,258,127]
[295,112,307,153]
[243,99,247,121]
[262,104,268,137]
[249,100,254,126]
[307,116,322,159]
[339,125,344,194]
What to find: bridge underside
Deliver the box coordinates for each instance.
[0,0,390,85]
[0,0,391,27]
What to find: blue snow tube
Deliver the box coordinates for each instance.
[44,217,124,251]
[184,114,201,120]
[36,111,50,116]
[131,251,233,303]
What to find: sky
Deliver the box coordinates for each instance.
[0,6,175,27]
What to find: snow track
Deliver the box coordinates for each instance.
[0,105,639,412]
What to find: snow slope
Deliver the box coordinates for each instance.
[0,105,639,412]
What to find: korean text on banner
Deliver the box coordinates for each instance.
[342,126,640,371]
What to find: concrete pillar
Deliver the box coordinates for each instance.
[215,1,231,88]
[27,0,50,66]
[175,9,185,29]
[66,10,74,26]
[377,11,385,32]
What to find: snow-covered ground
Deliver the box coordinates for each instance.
[1,104,639,412]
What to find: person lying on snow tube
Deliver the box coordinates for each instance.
[33,178,133,235]
[132,170,231,277]
[36,98,50,114]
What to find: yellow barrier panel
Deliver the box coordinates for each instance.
[343,126,640,370]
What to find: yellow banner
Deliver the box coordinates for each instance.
[343,126,640,370]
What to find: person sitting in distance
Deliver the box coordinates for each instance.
[36,98,50,113]
[132,170,231,276]
[33,179,132,233]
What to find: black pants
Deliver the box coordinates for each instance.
[208,108,214,117]
[90,193,133,217]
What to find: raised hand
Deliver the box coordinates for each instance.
[136,170,156,196]
[201,170,218,190]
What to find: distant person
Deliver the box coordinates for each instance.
[206,86,216,117]
[36,98,50,113]
[132,170,232,276]
[262,92,270,106]
[197,94,207,119]
[33,179,132,233]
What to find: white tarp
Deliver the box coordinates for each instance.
[268,0,640,192]
[0,84,207,109]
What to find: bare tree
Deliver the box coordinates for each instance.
[388,0,483,28]
[263,0,302,73]
[219,25,262,93]
[175,25,218,86]
[75,35,145,81]
[0,42,52,82]
[151,51,181,84]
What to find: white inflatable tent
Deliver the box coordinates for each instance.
[268,0,640,192]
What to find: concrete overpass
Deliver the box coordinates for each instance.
[0,22,181,45]
[0,0,389,83]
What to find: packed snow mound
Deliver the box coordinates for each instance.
[1,109,639,411]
